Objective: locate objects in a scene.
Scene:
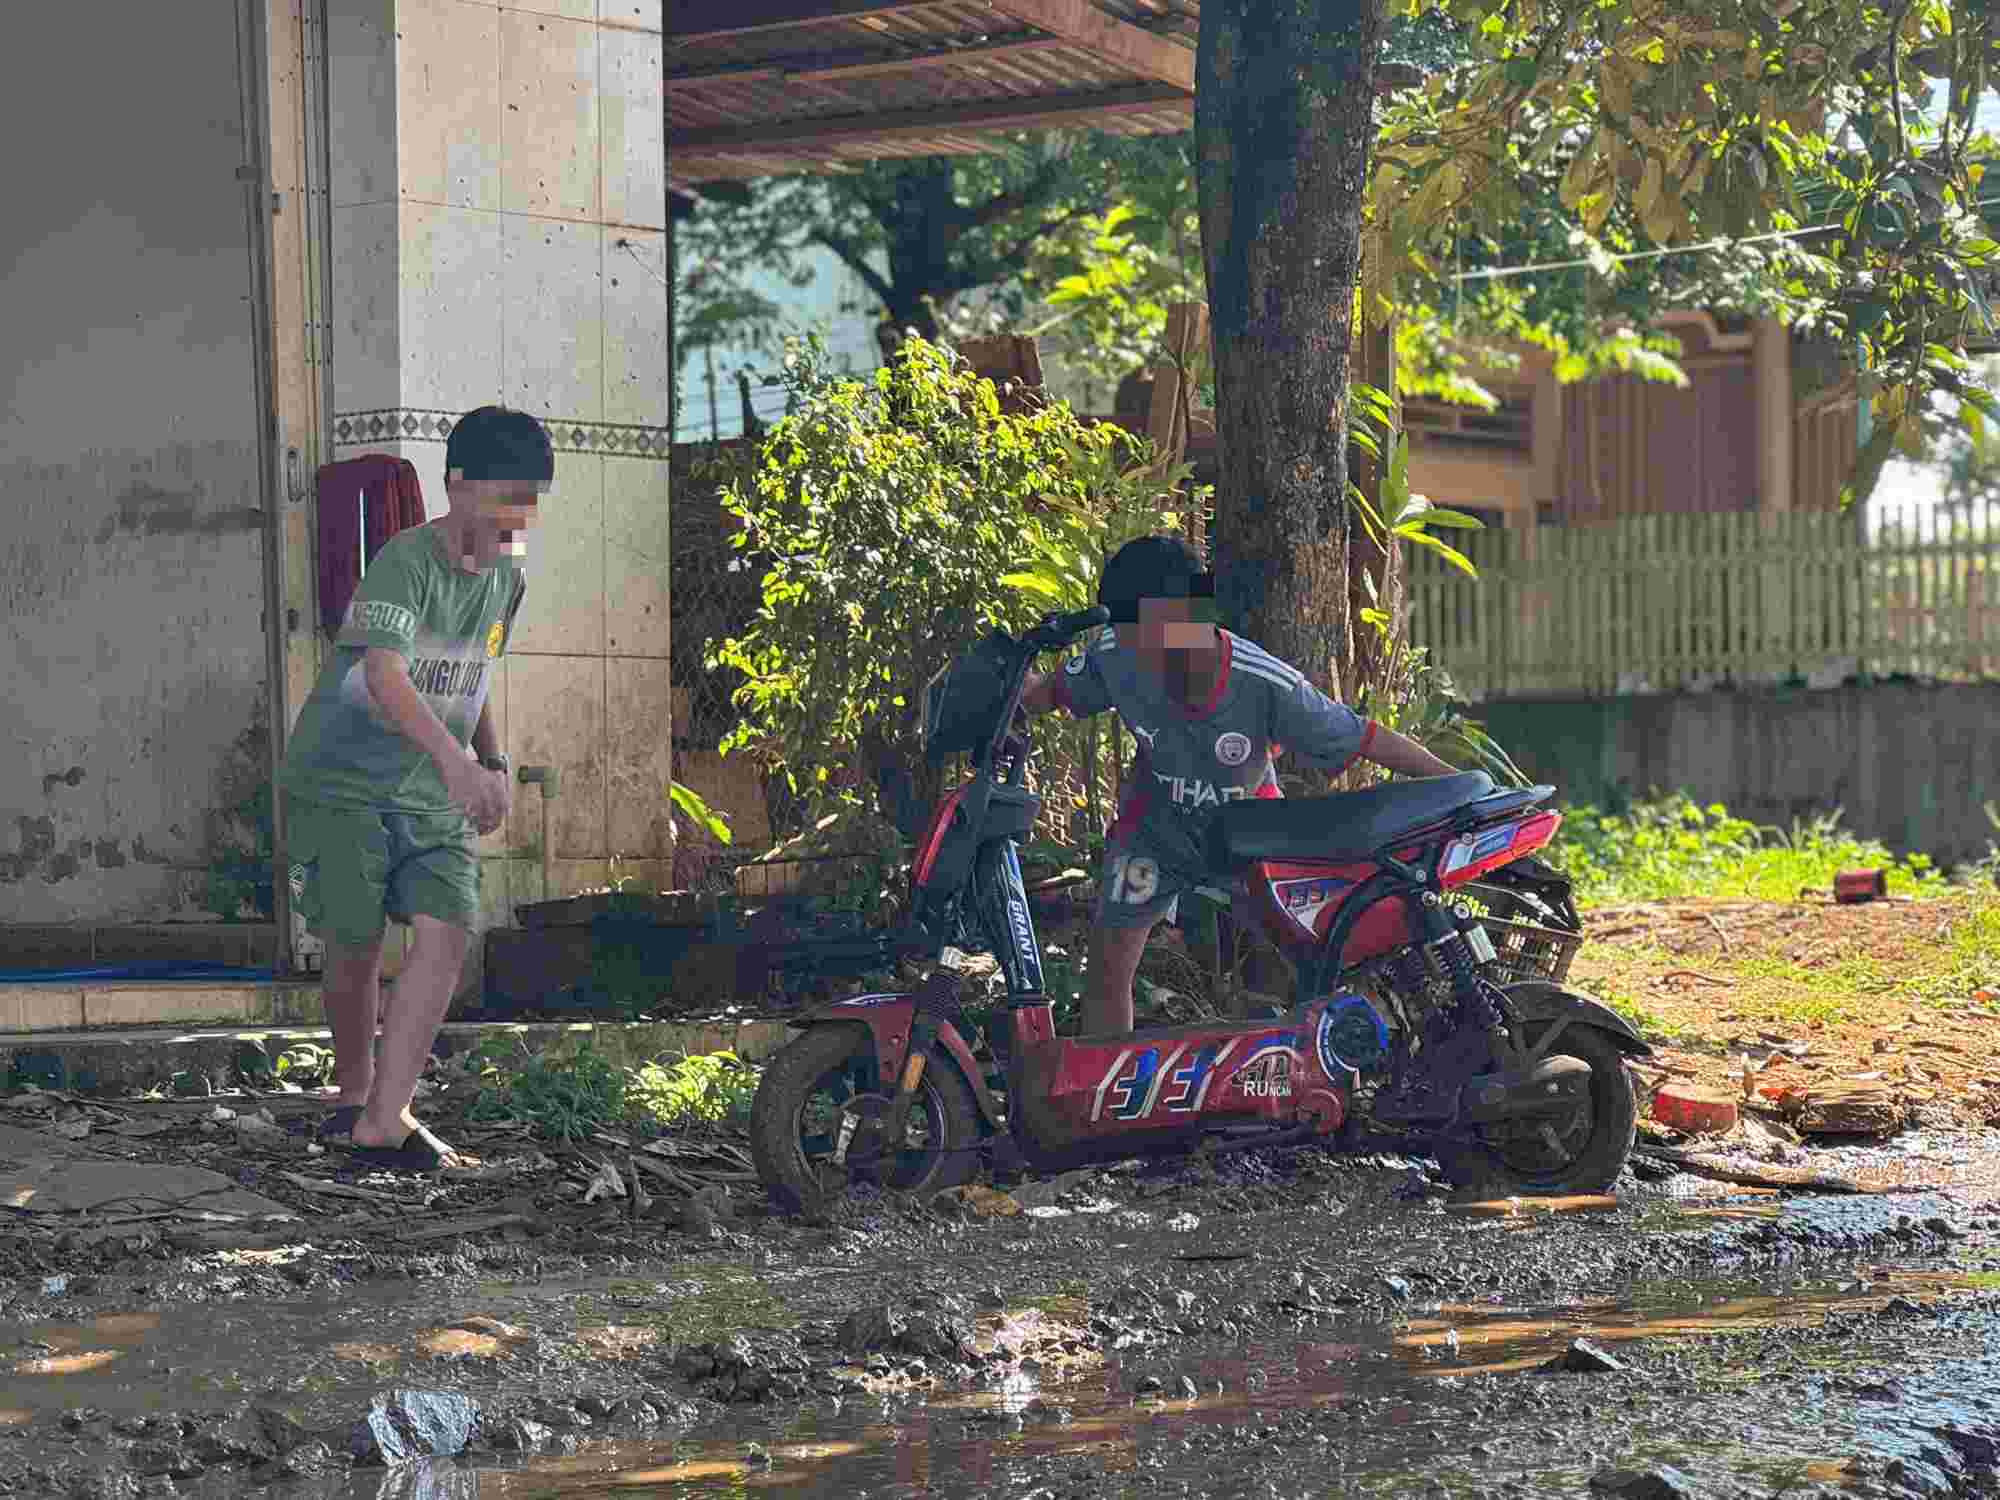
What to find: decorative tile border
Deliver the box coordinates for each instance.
[332,408,673,459]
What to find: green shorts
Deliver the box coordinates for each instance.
[285,796,479,947]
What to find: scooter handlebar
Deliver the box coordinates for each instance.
[1024,604,1110,652]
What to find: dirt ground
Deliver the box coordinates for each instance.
[1563,891,2000,1132]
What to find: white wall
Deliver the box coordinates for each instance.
[1,2,273,922]
[326,0,674,957]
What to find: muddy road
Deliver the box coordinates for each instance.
[4,1134,1999,1500]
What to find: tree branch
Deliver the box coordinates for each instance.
[811,228,897,309]
[992,202,1095,276]
[961,158,1071,237]
[1889,0,1914,161]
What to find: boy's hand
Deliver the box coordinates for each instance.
[473,769,512,836]
[444,757,510,834]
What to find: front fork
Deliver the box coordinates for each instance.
[875,838,1045,1161]
[892,840,1048,1160]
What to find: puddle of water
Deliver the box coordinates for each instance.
[349,1264,2000,1500]
[0,1263,870,1427]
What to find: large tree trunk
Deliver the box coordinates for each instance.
[1195,0,1388,699]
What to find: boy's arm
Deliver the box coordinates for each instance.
[363,649,475,771]
[1020,671,1063,717]
[1270,674,1457,778]
[471,698,500,764]
[473,572,525,762]
[1022,646,1113,720]
[1360,722,1457,778]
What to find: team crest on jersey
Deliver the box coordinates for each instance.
[1064,652,1086,676]
[486,621,506,659]
[1214,731,1252,766]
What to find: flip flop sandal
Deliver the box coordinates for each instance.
[339,1120,463,1175]
[314,1105,363,1141]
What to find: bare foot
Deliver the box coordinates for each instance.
[350,1111,468,1168]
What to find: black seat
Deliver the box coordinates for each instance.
[1206,771,1496,866]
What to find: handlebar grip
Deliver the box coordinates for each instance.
[1019,603,1109,655]
[1053,605,1110,638]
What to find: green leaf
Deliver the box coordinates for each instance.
[669,782,733,846]
[1404,532,1480,578]
[1414,507,1488,530]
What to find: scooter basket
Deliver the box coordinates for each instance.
[1478,915,1582,987]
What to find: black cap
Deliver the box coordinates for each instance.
[1097,534,1214,624]
[445,406,555,484]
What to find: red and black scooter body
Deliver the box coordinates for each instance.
[797,751,1579,1173]
[781,605,1640,1180]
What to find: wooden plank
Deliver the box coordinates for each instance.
[667,35,1072,89]
[670,0,953,45]
[668,82,1191,152]
[986,0,1197,91]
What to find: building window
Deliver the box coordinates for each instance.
[1405,385,1534,456]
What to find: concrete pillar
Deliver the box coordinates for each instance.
[325,1,672,992]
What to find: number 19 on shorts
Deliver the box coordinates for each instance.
[1106,853,1161,905]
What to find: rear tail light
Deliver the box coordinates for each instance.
[1440,810,1561,887]
[911,787,968,888]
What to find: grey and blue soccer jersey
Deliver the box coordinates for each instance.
[1050,626,1376,927]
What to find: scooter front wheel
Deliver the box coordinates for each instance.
[750,1022,981,1217]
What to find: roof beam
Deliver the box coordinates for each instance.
[669,0,952,45]
[982,0,1194,91]
[669,81,1190,152]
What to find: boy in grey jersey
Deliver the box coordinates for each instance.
[1019,535,1455,1038]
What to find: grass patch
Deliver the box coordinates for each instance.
[1018,1284,1090,1318]
[575,1266,797,1342]
[1554,793,1949,907]
[1903,901,2000,1007]
[1707,958,1860,1027]
[1593,981,1694,1046]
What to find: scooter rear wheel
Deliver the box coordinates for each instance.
[750,1022,981,1217]
[1435,1019,1638,1197]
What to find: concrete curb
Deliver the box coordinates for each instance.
[0,981,328,1033]
[0,1017,797,1098]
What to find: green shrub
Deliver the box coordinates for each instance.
[1551,792,1947,906]
[467,1039,625,1142]
[706,332,1187,823]
[465,1038,763,1139]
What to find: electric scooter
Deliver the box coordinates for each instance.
[749,607,1647,1213]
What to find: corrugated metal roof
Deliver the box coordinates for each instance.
[668,0,1199,184]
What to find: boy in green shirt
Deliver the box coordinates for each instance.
[278,406,552,1171]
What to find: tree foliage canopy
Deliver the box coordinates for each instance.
[1372,0,2000,504]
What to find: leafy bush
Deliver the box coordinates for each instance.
[706,333,1187,824]
[466,1038,763,1139]
[1551,793,1947,907]
[275,1042,334,1089]
[627,1050,758,1130]
[467,1039,625,1142]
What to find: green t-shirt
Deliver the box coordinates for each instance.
[279,523,525,813]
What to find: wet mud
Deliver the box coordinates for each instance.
[2,1138,1997,1499]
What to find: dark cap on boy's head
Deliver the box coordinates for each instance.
[446,406,555,484]
[1098,533,1215,624]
